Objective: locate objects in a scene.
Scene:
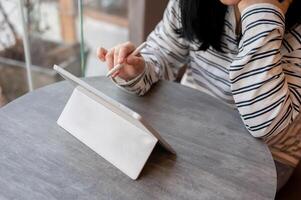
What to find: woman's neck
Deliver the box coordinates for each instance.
[234,5,242,36]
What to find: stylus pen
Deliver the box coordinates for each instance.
[106,42,147,77]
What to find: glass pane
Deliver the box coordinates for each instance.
[82,0,129,76]
[0,0,25,105]
[0,0,129,107]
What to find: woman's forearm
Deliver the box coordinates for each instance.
[230,3,299,138]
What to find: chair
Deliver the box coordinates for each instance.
[276,161,301,200]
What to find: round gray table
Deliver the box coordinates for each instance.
[0,77,276,200]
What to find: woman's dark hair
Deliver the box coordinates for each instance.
[176,0,301,52]
[286,0,301,29]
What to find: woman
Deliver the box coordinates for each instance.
[97,0,301,190]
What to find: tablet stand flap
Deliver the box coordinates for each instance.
[57,86,158,180]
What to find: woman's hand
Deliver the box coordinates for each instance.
[97,42,145,81]
[238,0,293,14]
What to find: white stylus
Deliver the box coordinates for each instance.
[106,42,147,77]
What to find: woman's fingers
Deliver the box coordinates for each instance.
[105,48,115,70]
[111,70,120,78]
[97,42,136,67]
[118,42,136,64]
[112,42,136,78]
[97,47,108,62]
[116,56,145,80]
[113,45,122,66]
[98,41,145,80]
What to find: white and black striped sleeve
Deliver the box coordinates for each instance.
[113,0,190,96]
[230,3,300,138]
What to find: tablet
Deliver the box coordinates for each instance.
[53,65,175,168]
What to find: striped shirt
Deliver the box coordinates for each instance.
[113,0,301,167]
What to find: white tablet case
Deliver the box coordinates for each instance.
[54,65,175,180]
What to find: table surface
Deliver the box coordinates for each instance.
[0,77,276,200]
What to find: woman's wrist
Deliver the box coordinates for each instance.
[113,62,147,85]
[120,62,146,82]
